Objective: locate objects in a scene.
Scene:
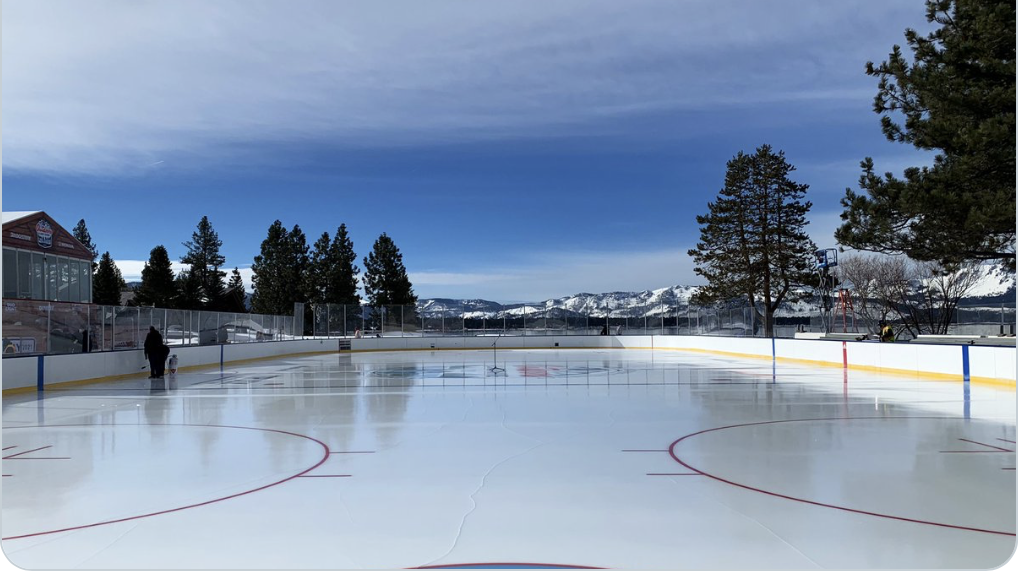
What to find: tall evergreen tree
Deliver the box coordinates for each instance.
[72,219,98,271]
[251,221,293,315]
[181,216,228,309]
[363,233,417,309]
[93,252,126,306]
[306,225,361,306]
[688,145,817,337]
[307,231,332,306]
[328,224,360,305]
[134,245,177,307]
[221,267,248,313]
[172,269,203,310]
[288,224,313,333]
[837,0,1015,272]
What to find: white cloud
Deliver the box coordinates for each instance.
[116,261,255,292]
[3,0,922,175]
[115,260,189,283]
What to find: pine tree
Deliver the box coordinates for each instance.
[249,221,321,326]
[329,224,360,305]
[688,145,817,337]
[306,225,361,306]
[172,269,203,310]
[93,252,126,306]
[72,219,98,271]
[133,245,177,307]
[251,221,292,315]
[837,0,1016,272]
[308,231,332,306]
[288,224,312,333]
[221,267,248,313]
[181,216,228,309]
[363,233,417,312]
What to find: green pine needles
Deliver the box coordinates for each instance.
[837,0,1016,272]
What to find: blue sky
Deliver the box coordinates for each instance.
[2,1,933,302]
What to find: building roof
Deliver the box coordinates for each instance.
[2,211,92,259]
[2,211,42,224]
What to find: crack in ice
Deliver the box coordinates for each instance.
[423,408,544,567]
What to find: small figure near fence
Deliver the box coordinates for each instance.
[879,320,895,343]
[144,327,162,378]
[156,344,170,377]
[600,325,608,336]
[80,329,91,353]
[168,354,178,375]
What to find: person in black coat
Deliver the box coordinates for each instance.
[143,326,163,378]
[156,343,170,377]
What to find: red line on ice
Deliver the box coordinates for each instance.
[668,416,1015,537]
[1,423,331,540]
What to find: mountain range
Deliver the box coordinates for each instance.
[126,264,1014,318]
[418,265,1015,319]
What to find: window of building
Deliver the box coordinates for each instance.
[31,253,45,300]
[58,257,70,302]
[80,261,91,302]
[17,250,31,299]
[68,259,80,303]
[2,248,16,298]
[47,256,58,301]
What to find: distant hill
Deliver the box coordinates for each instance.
[419,268,1015,319]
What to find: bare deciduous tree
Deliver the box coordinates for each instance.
[837,254,981,338]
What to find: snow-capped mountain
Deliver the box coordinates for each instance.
[959,264,1016,299]
[420,286,706,318]
[418,268,1014,319]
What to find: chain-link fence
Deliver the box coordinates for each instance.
[311,303,773,338]
[2,299,298,356]
[810,299,1015,340]
[951,301,1016,336]
[8,297,1010,357]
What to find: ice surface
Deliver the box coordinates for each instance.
[2,349,1014,569]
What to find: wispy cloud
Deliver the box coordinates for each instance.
[4,0,922,176]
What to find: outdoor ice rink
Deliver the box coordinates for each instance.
[2,347,1015,570]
